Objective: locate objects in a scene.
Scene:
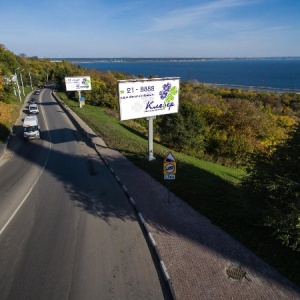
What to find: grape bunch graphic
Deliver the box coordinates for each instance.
[82,78,90,86]
[159,82,178,104]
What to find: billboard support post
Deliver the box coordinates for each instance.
[78,90,82,108]
[147,116,156,161]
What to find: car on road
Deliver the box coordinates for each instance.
[28,103,39,114]
[34,89,40,95]
[29,97,37,104]
[23,115,40,140]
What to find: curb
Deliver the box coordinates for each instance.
[0,135,11,160]
[52,91,176,299]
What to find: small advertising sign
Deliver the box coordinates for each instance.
[65,76,92,91]
[118,77,180,121]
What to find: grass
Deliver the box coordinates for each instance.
[0,92,27,143]
[58,93,300,287]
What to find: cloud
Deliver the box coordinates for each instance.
[144,0,260,32]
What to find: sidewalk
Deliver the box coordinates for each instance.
[0,144,4,160]
[38,93,300,299]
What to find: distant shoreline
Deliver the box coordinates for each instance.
[206,83,300,94]
[50,57,300,63]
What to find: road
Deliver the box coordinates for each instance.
[0,88,170,299]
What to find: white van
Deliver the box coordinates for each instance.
[23,115,40,140]
[28,103,39,114]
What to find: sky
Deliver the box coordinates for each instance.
[1,0,300,58]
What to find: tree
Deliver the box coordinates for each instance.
[157,99,206,154]
[83,77,106,106]
[205,99,269,165]
[0,66,4,100]
[242,123,300,251]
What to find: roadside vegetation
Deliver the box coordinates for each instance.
[1,44,300,286]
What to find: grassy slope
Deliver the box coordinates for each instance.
[0,93,27,143]
[59,93,300,287]
[0,87,36,143]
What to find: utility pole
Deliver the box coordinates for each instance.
[15,68,22,102]
[29,70,33,90]
[20,69,25,96]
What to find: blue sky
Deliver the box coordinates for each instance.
[1,0,299,58]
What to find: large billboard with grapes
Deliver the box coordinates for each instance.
[117,77,180,121]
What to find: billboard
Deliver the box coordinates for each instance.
[118,77,180,121]
[65,76,92,91]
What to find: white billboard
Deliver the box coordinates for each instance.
[65,76,92,91]
[118,77,180,121]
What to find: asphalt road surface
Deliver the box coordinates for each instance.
[0,88,171,299]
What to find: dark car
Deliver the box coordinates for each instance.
[29,97,37,104]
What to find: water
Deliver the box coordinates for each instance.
[72,59,300,92]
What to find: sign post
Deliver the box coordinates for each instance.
[79,95,85,108]
[147,116,156,161]
[78,90,81,108]
[163,152,176,203]
[163,152,176,180]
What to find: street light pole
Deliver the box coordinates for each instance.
[29,70,33,90]
[15,68,22,102]
[12,75,16,95]
[20,69,25,96]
